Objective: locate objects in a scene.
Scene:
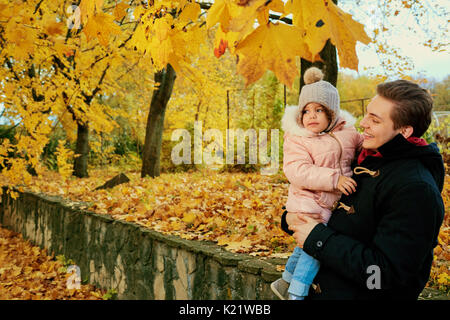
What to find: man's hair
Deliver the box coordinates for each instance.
[377,80,433,137]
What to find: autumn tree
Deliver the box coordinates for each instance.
[0,0,371,182]
[0,0,149,182]
[124,0,370,177]
[336,72,380,116]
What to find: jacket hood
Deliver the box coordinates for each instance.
[281,105,357,137]
[377,134,445,192]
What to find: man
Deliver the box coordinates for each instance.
[281,80,445,300]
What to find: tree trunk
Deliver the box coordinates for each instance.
[73,122,90,178]
[300,39,338,90]
[141,64,176,178]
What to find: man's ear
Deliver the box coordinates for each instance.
[400,126,413,139]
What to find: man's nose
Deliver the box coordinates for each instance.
[360,116,368,128]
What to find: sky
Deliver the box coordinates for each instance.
[339,0,449,81]
[342,37,450,82]
[353,38,449,81]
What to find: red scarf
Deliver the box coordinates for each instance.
[357,136,427,165]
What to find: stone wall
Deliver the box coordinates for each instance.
[0,188,283,300]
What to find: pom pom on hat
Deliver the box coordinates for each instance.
[304,67,324,84]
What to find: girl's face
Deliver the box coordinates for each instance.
[301,103,330,133]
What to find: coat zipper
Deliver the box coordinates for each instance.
[328,132,344,175]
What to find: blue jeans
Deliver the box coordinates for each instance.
[282,246,320,297]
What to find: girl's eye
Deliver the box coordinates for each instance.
[316,108,323,112]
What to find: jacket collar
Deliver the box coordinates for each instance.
[378,134,425,157]
[358,134,428,165]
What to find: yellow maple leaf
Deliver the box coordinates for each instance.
[53,39,76,58]
[235,22,311,88]
[79,0,104,23]
[206,0,239,31]
[0,3,12,20]
[113,2,129,21]
[4,21,36,60]
[227,0,263,36]
[285,0,370,70]
[325,3,371,70]
[41,13,65,36]
[178,2,201,23]
[256,0,285,26]
[83,13,121,46]
[284,0,324,55]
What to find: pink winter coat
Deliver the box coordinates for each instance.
[281,106,363,222]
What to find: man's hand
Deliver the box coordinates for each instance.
[288,214,319,248]
[336,175,357,196]
[286,212,322,247]
[286,211,325,226]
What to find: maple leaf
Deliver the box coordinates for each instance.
[79,0,104,23]
[235,22,311,88]
[213,26,240,56]
[4,21,37,60]
[83,13,121,46]
[286,0,370,70]
[178,2,201,23]
[113,2,129,21]
[214,39,228,58]
[206,0,239,32]
[41,12,65,37]
[324,2,371,70]
[229,0,285,29]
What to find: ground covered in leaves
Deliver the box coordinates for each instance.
[0,226,106,300]
[0,167,448,294]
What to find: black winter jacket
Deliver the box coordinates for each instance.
[281,134,445,300]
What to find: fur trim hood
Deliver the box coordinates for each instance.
[281,105,357,137]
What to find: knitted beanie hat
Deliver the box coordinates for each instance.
[298,67,340,132]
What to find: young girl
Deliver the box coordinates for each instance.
[271,67,363,300]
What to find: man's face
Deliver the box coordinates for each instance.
[359,95,402,150]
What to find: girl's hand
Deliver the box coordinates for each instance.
[336,175,357,195]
